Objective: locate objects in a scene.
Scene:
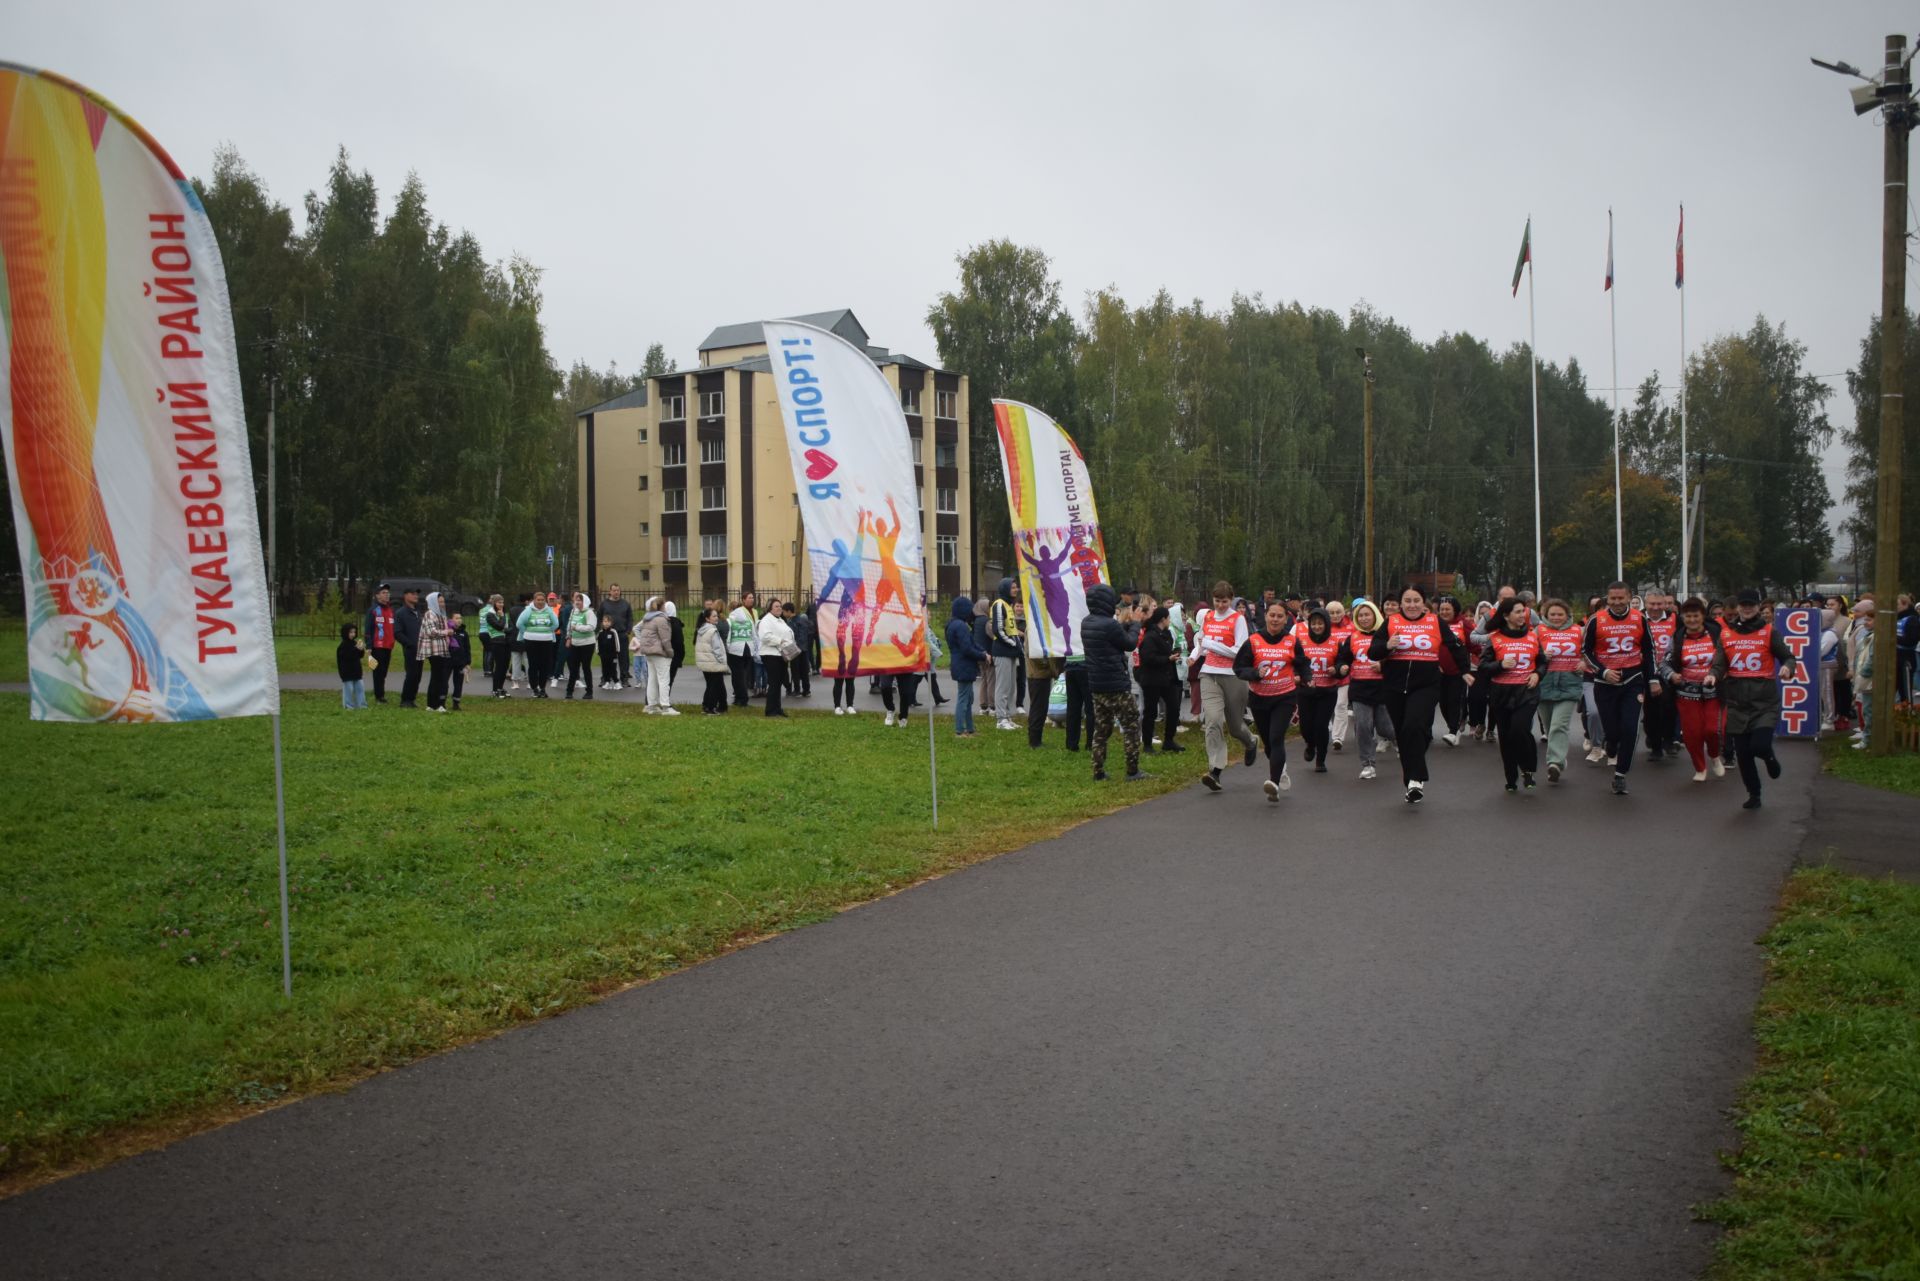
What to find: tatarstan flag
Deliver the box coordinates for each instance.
[1675,204,1685,288]
[1512,219,1531,296]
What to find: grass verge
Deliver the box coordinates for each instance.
[1819,735,1920,798]
[0,690,1188,1191]
[1702,866,1920,1277]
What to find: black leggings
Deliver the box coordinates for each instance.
[1489,688,1540,784]
[703,672,728,712]
[1299,687,1337,761]
[525,641,556,693]
[566,646,594,697]
[1734,725,1778,797]
[492,643,510,694]
[1466,674,1490,731]
[761,656,787,715]
[1139,680,1180,746]
[881,673,921,716]
[1593,680,1644,774]
[1250,694,1296,782]
[833,677,856,708]
[1385,682,1442,785]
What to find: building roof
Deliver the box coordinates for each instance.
[576,384,650,417]
[697,309,869,353]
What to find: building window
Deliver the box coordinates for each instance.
[637,474,649,491]
[664,488,687,513]
[701,485,726,510]
[701,533,727,562]
[935,389,957,419]
[699,390,725,418]
[937,534,959,566]
[666,535,687,562]
[937,487,957,514]
[661,394,685,421]
[640,568,651,582]
[700,437,726,463]
[901,386,921,415]
[935,441,956,468]
[636,427,649,445]
[638,521,650,537]
[663,442,686,466]
[791,541,798,557]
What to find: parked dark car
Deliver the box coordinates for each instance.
[376,577,483,617]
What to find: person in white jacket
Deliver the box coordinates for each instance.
[755,598,794,718]
[564,591,597,700]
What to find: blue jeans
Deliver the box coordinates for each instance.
[341,678,366,709]
[955,679,976,734]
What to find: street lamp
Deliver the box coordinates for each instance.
[1812,34,1916,755]
[1356,347,1375,602]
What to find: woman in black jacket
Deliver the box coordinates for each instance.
[1233,601,1311,801]
[1081,584,1144,781]
[1368,584,1473,803]
[1136,607,1184,753]
[1475,598,1546,791]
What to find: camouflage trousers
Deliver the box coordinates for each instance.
[1090,690,1142,775]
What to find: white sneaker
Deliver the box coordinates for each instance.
[1711,758,1726,778]
[999,719,1017,730]
[1278,767,1292,791]
[1263,779,1279,802]
[833,706,844,716]
[1442,732,1461,747]
[1359,764,1377,780]
[661,707,680,717]
[1692,769,1707,783]
[845,707,856,716]
[885,714,896,727]
[642,705,656,714]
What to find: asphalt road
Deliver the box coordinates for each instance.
[2,734,1815,1280]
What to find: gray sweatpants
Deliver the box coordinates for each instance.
[1200,673,1256,770]
[994,655,1021,721]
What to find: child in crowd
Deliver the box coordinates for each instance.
[447,612,471,711]
[597,613,622,689]
[337,622,368,710]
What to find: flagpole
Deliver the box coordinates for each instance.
[271,712,293,997]
[1678,203,1690,599]
[1609,208,1624,580]
[1527,229,1544,595]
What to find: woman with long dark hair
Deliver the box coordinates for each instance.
[1233,600,1307,801]
[1367,584,1471,804]
[1294,608,1347,774]
[1476,597,1546,791]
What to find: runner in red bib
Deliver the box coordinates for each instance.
[1342,600,1392,780]
[1475,598,1547,791]
[1534,600,1586,782]
[1714,588,1800,809]
[1659,597,1727,781]
[1366,585,1472,803]
[1641,592,1682,762]
[1232,600,1308,800]
[1295,609,1349,774]
[1581,581,1662,796]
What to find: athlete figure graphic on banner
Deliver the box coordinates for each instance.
[864,496,912,647]
[58,621,105,690]
[1019,532,1077,656]
[817,520,870,672]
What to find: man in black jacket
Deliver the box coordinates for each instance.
[599,584,634,691]
[395,588,423,709]
[1082,584,1145,781]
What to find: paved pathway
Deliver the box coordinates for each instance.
[3,736,1827,1279]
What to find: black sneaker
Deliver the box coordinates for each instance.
[1314,760,1328,774]
[1612,774,1628,796]
[1764,755,1781,780]
[1093,770,1108,782]
[1522,773,1536,790]
[1743,794,1763,810]
[1405,781,1424,804]
[1201,771,1223,793]
[1126,769,1150,781]
[1243,741,1258,768]
[1505,781,1518,793]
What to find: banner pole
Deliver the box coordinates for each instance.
[1609,209,1623,580]
[926,598,939,829]
[1527,246,1544,595]
[272,712,292,997]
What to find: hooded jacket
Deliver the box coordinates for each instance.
[566,595,598,648]
[336,625,365,682]
[988,576,1023,659]
[946,597,989,681]
[515,598,558,643]
[1136,612,1179,686]
[1712,609,1798,733]
[1343,603,1384,705]
[636,607,672,658]
[1079,584,1140,693]
[418,592,450,659]
[695,620,729,673]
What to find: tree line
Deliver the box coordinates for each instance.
[930,240,1857,602]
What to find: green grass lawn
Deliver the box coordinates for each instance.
[0,691,1186,1189]
[1703,867,1920,1278]
[1820,734,1920,798]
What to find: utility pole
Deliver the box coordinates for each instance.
[1813,33,1913,754]
[1358,348,1376,601]
[1870,34,1912,754]
[266,373,276,618]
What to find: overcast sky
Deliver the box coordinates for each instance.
[15,0,1915,541]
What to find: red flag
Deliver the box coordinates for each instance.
[1675,204,1685,289]
[1605,210,1614,291]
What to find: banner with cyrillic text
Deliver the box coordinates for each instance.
[762,319,926,676]
[992,399,1108,659]
[1774,605,1819,739]
[1,64,277,721]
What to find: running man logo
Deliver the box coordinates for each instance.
[1775,607,1818,738]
